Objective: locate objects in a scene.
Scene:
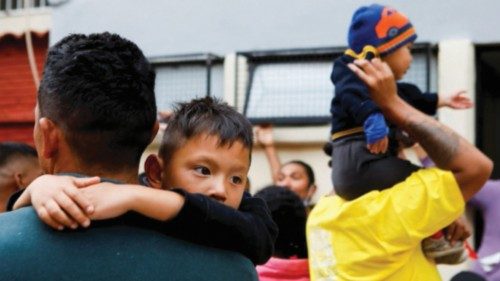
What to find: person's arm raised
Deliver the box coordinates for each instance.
[255,124,282,183]
[348,58,493,201]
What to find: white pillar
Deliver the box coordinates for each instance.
[223,53,248,112]
[438,39,476,144]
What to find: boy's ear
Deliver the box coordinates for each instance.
[144,154,163,189]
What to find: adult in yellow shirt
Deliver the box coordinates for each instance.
[307,57,493,281]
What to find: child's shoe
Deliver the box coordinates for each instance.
[422,231,467,265]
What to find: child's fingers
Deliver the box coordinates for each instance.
[36,206,64,231]
[73,176,100,188]
[56,191,91,228]
[367,143,380,154]
[367,143,376,153]
[64,185,94,215]
[42,199,79,230]
[380,138,388,153]
[367,138,388,154]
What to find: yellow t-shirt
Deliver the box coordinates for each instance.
[307,168,464,281]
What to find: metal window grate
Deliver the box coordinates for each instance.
[0,0,49,13]
[151,53,223,112]
[239,44,436,126]
[400,44,438,93]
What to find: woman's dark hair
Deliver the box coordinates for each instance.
[284,160,315,187]
[255,185,308,258]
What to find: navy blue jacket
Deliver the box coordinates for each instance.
[330,55,438,135]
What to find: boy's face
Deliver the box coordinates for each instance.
[383,43,413,80]
[161,133,249,209]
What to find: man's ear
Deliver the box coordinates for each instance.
[144,154,163,189]
[38,117,60,160]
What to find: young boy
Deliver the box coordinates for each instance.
[13,97,278,265]
[328,4,472,263]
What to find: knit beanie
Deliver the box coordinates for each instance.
[347,4,417,57]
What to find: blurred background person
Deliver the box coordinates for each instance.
[255,185,309,281]
[255,125,317,211]
[0,142,41,212]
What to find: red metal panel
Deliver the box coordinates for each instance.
[0,33,47,145]
[0,122,35,145]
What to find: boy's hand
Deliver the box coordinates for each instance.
[367,136,388,154]
[438,90,473,109]
[22,175,99,230]
[79,184,137,220]
[255,124,274,147]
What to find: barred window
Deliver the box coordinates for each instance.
[400,44,438,94]
[1,0,49,13]
[151,54,223,112]
[239,44,436,125]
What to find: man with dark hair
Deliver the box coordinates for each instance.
[0,142,41,212]
[0,32,257,281]
[14,96,277,265]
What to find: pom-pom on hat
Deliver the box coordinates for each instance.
[347,4,417,57]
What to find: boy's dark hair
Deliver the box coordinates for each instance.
[255,185,307,258]
[285,160,315,187]
[37,32,157,172]
[159,97,253,164]
[0,142,37,168]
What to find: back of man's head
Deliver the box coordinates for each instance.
[37,32,157,172]
[159,96,253,165]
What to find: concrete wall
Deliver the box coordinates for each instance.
[51,0,500,55]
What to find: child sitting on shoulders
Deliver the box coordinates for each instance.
[328,3,472,264]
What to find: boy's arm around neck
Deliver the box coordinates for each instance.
[85,184,277,265]
[164,190,278,265]
[348,58,493,201]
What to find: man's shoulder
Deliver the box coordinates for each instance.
[309,168,460,222]
[0,208,258,281]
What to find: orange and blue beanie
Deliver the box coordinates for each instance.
[347,4,417,58]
